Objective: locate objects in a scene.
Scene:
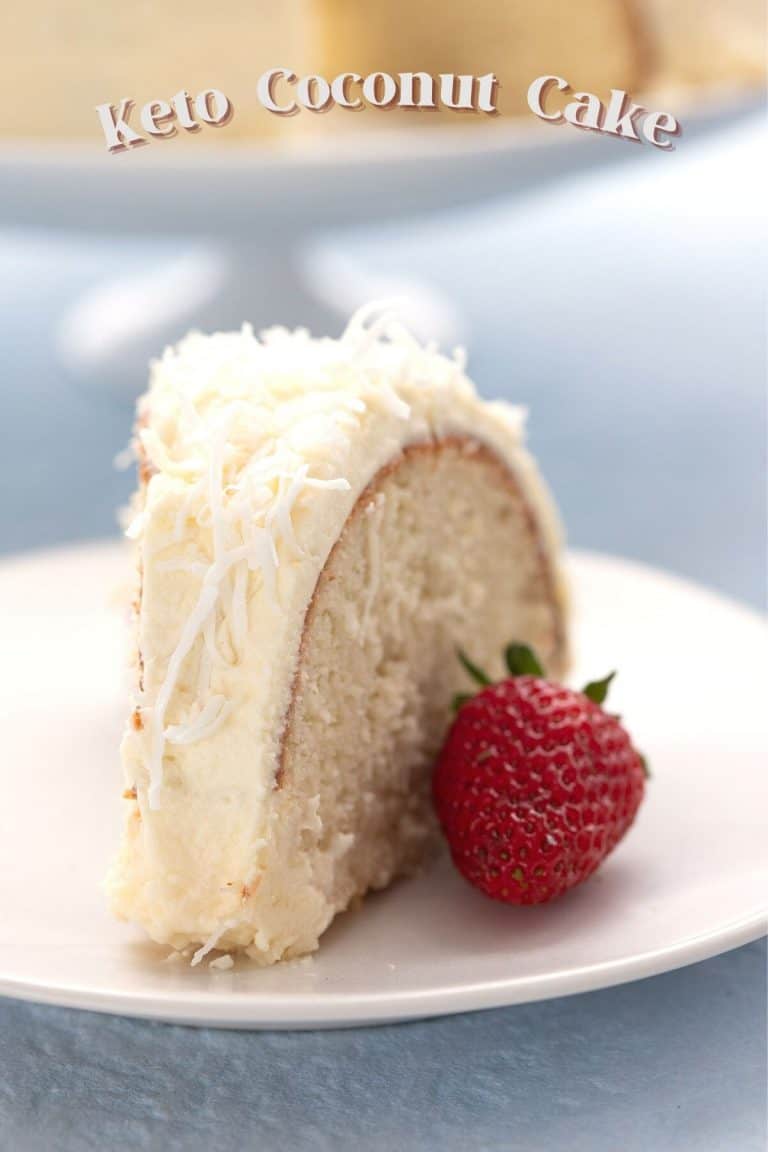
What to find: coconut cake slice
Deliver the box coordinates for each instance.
[107,305,569,965]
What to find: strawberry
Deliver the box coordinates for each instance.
[433,645,647,905]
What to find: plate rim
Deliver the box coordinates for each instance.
[0,909,765,1030]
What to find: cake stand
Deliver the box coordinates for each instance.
[0,96,756,386]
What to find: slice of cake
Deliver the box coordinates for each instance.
[107,305,569,965]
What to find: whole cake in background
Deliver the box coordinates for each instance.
[314,0,643,119]
[2,0,764,142]
[316,0,766,111]
[107,306,569,965]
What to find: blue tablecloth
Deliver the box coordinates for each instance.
[2,942,764,1152]
[0,115,765,1150]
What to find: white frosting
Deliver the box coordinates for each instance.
[109,303,566,957]
[129,303,535,809]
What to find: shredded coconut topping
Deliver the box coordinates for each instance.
[129,302,509,809]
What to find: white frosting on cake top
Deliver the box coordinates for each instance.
[127,303,531,810]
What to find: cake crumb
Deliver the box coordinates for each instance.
[282,954,315,970]
[122,786,138,800]
[209,954,234,971]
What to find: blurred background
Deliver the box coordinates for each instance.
[0,9,766,1152]
[0,0,765,606]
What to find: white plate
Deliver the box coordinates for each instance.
[0,542,765,1029]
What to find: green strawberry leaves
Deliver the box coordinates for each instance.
[453,651,490,713]
[458,642,544,687]
[505,644,544,677]
[457,649,492,687]
[582,671,616,705]
[454,643,543,713]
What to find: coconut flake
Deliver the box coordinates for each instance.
[230,560,248,658]
[166,695,231,746]
[148,580,219,808]
[124,510,147,540]
[190,919,238,967]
